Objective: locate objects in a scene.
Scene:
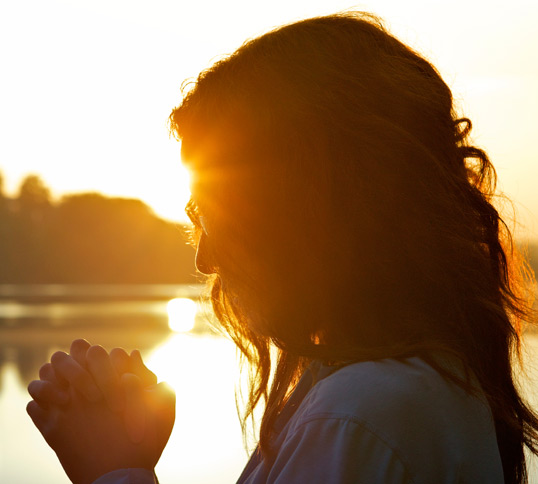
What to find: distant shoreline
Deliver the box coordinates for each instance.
[0,283,205,302]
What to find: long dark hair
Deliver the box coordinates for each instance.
[170,12,537,483]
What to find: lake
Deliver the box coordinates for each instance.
[1,285,537,483]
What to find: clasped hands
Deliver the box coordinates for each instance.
[27,339,176,484]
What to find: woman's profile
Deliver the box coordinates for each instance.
[27,11,538,484]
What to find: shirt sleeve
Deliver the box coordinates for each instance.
[264,416,414,484]
[91,468,157,484]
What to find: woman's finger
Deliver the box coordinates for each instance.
[110,347,131,376]
[39,363,55,381]
[51,351,101,402]
[26,400,57,445]
[130,350,157,387]
[121,373,146,444]
[26,399,48,429]
[69,339,91,368]
[39,362,67,388]
[86,345,124,413]
[28,380,70,407]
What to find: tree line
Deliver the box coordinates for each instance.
[0,173,198,284]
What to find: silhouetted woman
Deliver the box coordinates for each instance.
[28,12,538,484]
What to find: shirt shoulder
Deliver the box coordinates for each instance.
[281,357,503,484]
[293,357,477,427]
[91,468,157,484]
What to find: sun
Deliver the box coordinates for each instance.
[144,163,192,224]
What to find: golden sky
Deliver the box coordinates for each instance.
[1,0,537,236]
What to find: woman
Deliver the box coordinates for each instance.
[27,12,538,484]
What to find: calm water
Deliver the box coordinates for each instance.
[0,286,249,484]
[0,286,537,483]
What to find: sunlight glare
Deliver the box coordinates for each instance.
[167,298,197,333]
[144,160,192,223]
[142,333,247,482]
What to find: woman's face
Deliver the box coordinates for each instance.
[185,198,216,276]
[195,231,214,275]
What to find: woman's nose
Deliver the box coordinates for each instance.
[195,234,216,275]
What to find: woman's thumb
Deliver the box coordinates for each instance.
[121,373,146,444]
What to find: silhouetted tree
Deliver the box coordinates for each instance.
[0,181,197,284]
[0,170,6,213]
[45,193,196,283]
[4,175,53,280]
[0,172,7,278]
[17,174,51,217]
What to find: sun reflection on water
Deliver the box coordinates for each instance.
[167,297,197,333]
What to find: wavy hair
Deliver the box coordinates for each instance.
[170,12,537,483]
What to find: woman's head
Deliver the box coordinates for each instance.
[171,12,536,478]
[173,12,525,352]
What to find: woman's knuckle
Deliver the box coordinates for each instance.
[39,363,53,379]
[71,338,90,348]
[86,345,108,362]
[50,351,68,366]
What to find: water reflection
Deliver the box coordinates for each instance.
[167,298,197,333]
[0,285,213,386]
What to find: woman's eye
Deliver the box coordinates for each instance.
[185,199,209,235]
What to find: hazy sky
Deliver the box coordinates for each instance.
[1,0,537,237]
